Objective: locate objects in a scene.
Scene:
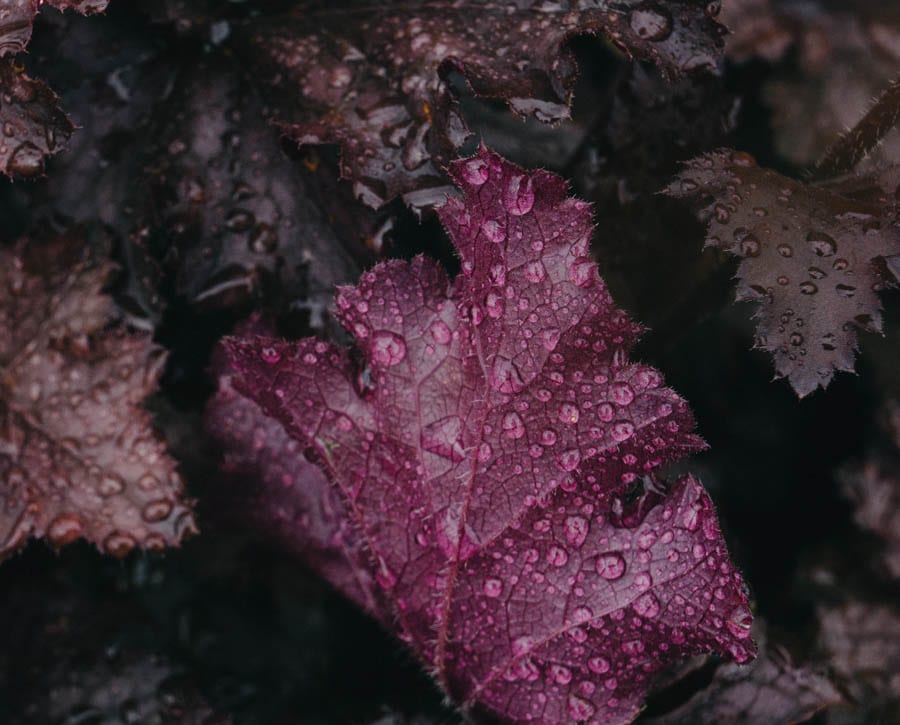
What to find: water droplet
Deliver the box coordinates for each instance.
[789,332,803,346]
[739,234,760,257]
[375,556,397,589]
[567,694,596,722]
[8,142,43,177]
[502,411,526,439]
[540,328,561,351]
[547,545,569,567]
[633,592,660,618]
[564,516,589,548]
[260,346,281,364]
[430,320,452,345]
[551,664,573,684]
[142,499,174,522]
[557,449,581,472]
[596,552,626,580]
[713,203,730,223]
[808,266,827,280]
[777,243,793,257]
[504,174,535,216]
[589,656,611,674]
[835,283,856,298]
[634,572,652,591]
[483,578,503,598]
[97,474,125,497]
[370,330,407,366]
[799,281,818,295]
[610,383,635,406]
[103,532,136,558]
[559,403,580,425]
[807,231,837,257]
[249,224,278,254]
[628,5,673,41]
[611,421,635,442]
[47,514,83,547]
[725,604,753,639]
[832,258,849,271]
[568,258,595,287]
[461,158,489,185]
[481,219,507,242]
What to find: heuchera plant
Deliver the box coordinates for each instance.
[213,148,754,723]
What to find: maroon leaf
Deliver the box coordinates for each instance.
[0,233,196,559]
[666,150,900,397]
[840,459,900,580]
[214,148,754,723]
[206,317,389,621]
[239,0,727,207]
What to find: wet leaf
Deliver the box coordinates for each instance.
[0,61,72,178]
[135,59,364,315]
[642,631,841,724]
[213,148,754,723]
[0,232,196,559]
[0,1,109,178]
[666,150,900,397]
[239,0,727,207]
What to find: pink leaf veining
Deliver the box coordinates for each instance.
[215,147,754,723]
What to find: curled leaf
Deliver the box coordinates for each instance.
[239,0,727,207]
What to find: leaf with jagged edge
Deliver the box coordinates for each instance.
[214,147,754,724]
[237,0,727,208]
[666,149,900,397]
[0,232,196,559]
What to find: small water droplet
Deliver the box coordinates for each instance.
[483,578,503,598]
[142,499,174,523]
[260,346,281,364]
[777,243,793,257]
[807,231,837,257]
[481,219,507,242]
[558,403,579,425]
[564,516,589,548]
[835,283,856,298]
[47,514,83,547]
[633,592,660,618]
[611,421,635,442]
[547,545,568,567]
[98,475,125,497]
[103,532,136,558]
[430,320,452,345]
[610,382,635,406]
[628,5,673,41]
[799,281,818,295]
[501,411,526,439]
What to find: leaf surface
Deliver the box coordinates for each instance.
[666,150,900,397]
[215,148,754,723]
[0,233,196,558]
[239,0,727,207]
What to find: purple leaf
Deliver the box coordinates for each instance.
[238,1,727,207]
[212,147,754,723]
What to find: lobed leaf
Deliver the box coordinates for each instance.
[666,150,900,397]
[0,233,196,559]
[214,147,754,723]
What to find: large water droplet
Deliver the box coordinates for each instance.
[725,604,753,639]
[370,330,407,366]
[481,219,507,242]
[421,416,465,461]
[596,552,626,580]
[462,158,489,185]
[547,545,569,567]
[142,499,174,522]
[807,231,837,257]
[633,592,660,618]
[634,572,652,591]
[8,142,43,177]
[799,281,818,295]
[557,449,581,472]
[524,261,546,283]
[609,382,634,407]
[491,357,525,393]
[47,514,83,547]
[611,421,635,442]
[430,320,452,345]
[103,532,136,558]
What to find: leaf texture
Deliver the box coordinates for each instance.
[666,150,900,397]
[0,1,108,177]
[239,0,727,207]
[0,233,196,558]
[214,148,754,723]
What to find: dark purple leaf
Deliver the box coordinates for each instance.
[238,0,727,207]
[0,232,196,559]
[666,150,900,397]
[213,147,754,723]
